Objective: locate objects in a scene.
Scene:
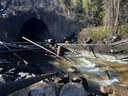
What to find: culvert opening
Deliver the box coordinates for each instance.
[17,18,49,42]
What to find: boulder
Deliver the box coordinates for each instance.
[29,81,56,96]
[60,82,87,96]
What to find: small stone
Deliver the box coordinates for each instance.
[72,76,89,91]
[100,85,113,94]
[67,66,77,73]
[51,76,62,83]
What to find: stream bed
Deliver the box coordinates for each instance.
[52,50,128,90]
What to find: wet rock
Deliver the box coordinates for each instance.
[7,87,30,96]
[8,80,57,96]
[112,85,128,96]
[100,85,113,94]
[100,84,128,96]
[51,76,62,83]
[58,74,69,84]
[0,74,5,83]
[29,81,56,96]
[67,66,77,73]
[60,82,87,96]
[16,72,35,80]
[72,76,88,91]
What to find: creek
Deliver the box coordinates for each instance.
[52,50,128,90]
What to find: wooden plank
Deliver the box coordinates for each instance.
[111,42,128,53]
[57,43,112,53]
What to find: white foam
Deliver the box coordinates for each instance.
[66,52,121,86]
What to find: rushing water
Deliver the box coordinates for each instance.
[52,50,128,89]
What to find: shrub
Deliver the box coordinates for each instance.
[118,23,128,39]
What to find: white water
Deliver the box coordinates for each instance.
[67,50,128,64]
[66,52,122,87]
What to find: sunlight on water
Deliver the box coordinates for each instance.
[53,51,128,88]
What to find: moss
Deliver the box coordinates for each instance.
[78,24,128,44]
[78,26,110,43]
[118,23,128,39]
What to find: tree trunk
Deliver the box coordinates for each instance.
[114,0,121,35]
[104,0,121,35]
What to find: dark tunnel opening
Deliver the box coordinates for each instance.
[17,18,49,42]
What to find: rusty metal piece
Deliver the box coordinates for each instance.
[0,72,57,96]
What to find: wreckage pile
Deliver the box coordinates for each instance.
[0,39,128,96]
[0,40,90,96]
[0,53,94,96]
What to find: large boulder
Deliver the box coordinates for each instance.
[60,82,87,96]
[29,81,56,96]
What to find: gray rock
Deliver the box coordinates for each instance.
[30,81,56,96]
[0,74,5,83]
[60,82,87,96]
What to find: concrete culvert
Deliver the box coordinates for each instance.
[17,18,49,42]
